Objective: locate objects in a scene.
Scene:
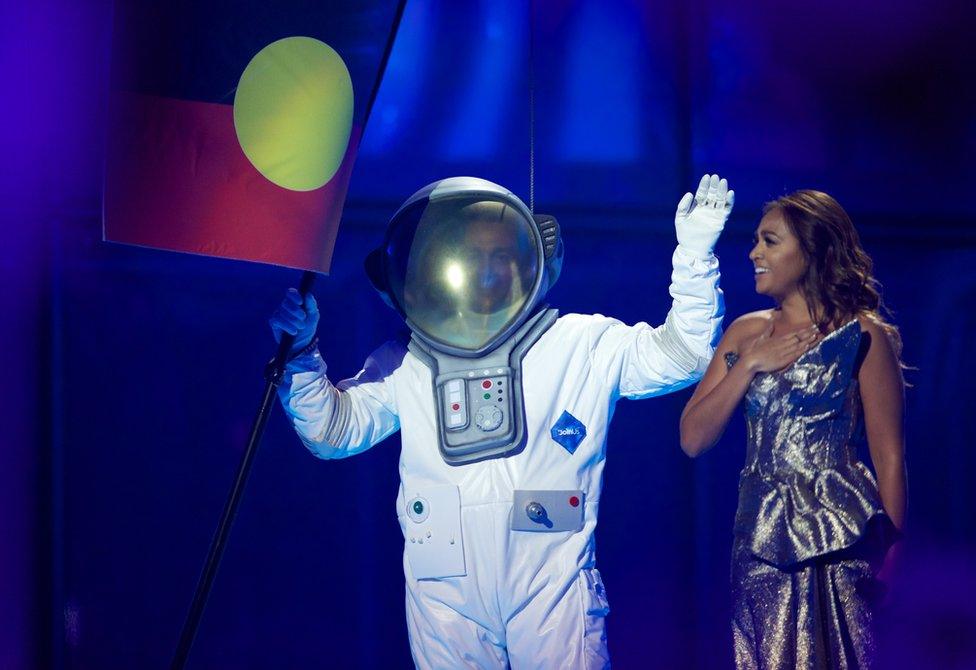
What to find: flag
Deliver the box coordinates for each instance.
[104,1,404,273]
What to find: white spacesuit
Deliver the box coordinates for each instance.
[274,175,733,669]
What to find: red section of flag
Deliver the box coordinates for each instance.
[104,93,359,273]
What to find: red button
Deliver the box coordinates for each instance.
[569,496,580,507]
[482,380,492,389]
[452,403,460,411]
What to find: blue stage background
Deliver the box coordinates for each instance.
[3,0,976,668]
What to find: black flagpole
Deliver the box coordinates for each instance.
[170,270,315,670]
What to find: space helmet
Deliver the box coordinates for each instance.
[365,177,562,357]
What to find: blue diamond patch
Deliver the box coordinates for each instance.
[551,411,586,454]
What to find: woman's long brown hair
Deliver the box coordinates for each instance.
[764,190,904,359]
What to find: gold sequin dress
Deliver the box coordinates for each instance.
[725,319,895,669]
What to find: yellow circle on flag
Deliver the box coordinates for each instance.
[234,36,354,192]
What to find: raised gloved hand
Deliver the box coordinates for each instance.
[674,174,735,258]
[269,288,319,354]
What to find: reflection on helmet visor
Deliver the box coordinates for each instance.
[387,196,540,351]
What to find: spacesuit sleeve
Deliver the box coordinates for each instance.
[276,341,403,459]
[589,246,724,399]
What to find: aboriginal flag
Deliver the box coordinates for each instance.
[104,1,404,273]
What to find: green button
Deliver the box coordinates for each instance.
[483,392,491,400]
[413,501,424,515]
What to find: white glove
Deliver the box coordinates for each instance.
[674,173,734,258]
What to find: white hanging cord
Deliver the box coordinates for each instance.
[529,0,535,214]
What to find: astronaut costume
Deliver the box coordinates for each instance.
[275,175,732,668]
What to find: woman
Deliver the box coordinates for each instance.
[680,190,906,669]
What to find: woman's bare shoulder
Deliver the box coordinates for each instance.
[855,313,898,358]
[723,310,775,349]
[855,312,884,335]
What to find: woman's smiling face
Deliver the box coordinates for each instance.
[749,208,809,300]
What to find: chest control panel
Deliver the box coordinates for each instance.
[440,368,511,434]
